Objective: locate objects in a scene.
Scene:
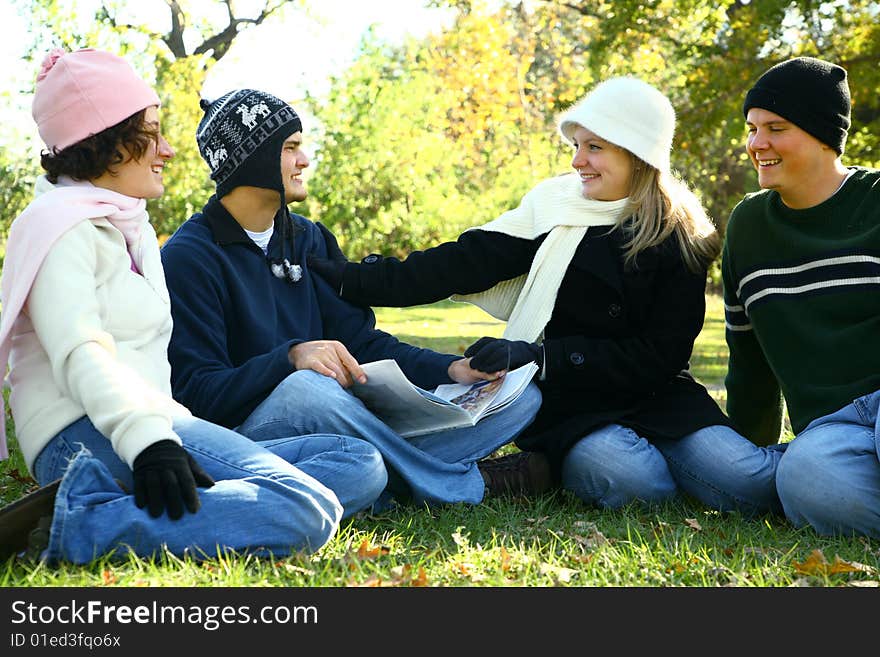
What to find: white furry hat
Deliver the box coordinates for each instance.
[558,76,675,172]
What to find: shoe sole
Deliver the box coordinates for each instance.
[0,479,61,561]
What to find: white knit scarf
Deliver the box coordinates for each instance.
[453,173,630,342]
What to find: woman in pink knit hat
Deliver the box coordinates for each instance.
[0,48,387,563]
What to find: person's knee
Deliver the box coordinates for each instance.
[519,382,543,416]
[288,487,343,551]
[276,369,345,401]
[267,370,360,426]
[562,431,676,508]
[350,440,388,501]
[776,439,835,518]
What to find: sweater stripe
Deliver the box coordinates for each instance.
[724,302,752,332]
[745,276,880,311]
[736,253,880,313]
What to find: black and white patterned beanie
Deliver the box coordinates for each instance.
[197,89,305,283]
[196,88,302,199]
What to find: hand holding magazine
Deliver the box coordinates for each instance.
[350,359,538,438]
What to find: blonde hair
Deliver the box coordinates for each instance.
[619,153,720,273]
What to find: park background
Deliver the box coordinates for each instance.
[1,0,879,586]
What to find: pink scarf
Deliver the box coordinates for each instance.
[0,176,149,459]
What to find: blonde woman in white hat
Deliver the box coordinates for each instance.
[309,77,784,514]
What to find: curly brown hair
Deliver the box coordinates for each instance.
[40,109,159,183]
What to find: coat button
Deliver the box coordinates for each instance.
[569,352,585,365]
[362,254,380,264]
[608,303,621,318]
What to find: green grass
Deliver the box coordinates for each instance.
[1,294,877,587]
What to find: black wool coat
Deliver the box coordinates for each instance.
[339,223,732,477]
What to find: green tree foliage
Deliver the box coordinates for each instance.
[2,0,878,273]
[312,0,879,287]
[307,8,570,259]
[0,0,298,244]
[149,55,215,240]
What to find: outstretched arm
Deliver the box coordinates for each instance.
[308,229,539,307]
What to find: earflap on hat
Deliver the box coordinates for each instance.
[558,76,675,172]
[196,89,302,199]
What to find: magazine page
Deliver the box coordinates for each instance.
[351,360,474,438]
[441,377,506,419]
[432,362,538,420]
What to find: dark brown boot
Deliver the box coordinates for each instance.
[478,451,552,497]
[0,479,60,561]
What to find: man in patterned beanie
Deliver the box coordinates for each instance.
[722,56,880,538]
[159,88,542,511]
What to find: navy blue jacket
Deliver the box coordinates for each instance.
[160,196,456,428]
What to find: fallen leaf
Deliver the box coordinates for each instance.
[792,549,828,575]
[390,565,410,580]
[351,576,395,587]
[791,549,874,576]
[571,533,606,549]
[356,539,390,559]
[685,518,703,531]
[411,567,429,587]
[500,546,511,572]
[827,556,875,575]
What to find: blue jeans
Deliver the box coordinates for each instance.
[32,415,387,563]
[235,370,543,507]
[561,423,783,516]
[776,389,880,537]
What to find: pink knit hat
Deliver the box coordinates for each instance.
[32,48,161,152]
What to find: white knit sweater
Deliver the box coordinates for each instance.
[8,217,190,471]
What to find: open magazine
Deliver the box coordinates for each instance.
[350,359,539,438]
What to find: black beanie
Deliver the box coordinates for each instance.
[196,88,302,199]
[743,56,850,154]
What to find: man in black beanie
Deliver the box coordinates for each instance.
[160,89,543,511]
[721,57,880,538]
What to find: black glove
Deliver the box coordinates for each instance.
[307,222,349,293]
[464,337,543,373]
[133,440,215,520]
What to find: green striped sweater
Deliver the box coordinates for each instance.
[722,167,880,445]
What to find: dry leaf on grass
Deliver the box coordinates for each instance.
[792,549,876,576]
[349,565,428,587]
[356,539,390,559]
[500,546,511,572]
[685,518,703,531]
